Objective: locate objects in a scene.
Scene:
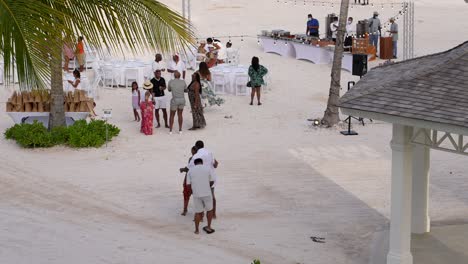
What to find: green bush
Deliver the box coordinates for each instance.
[4,121,54,148]
[4,120,120,148]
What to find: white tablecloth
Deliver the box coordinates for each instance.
[7,112,89,127]
[259,36,296,57]
[292,43,333,64]
[211,65,249,95]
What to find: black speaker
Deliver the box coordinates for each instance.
[352,54,368,76]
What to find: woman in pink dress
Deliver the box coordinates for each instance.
[140,87,154,135]
[63,43,75,72]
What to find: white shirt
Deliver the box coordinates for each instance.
[187,165,214,198]
[215,42,226,60]
[151,60,166,73]
[189,148,217,186]
[346,22,355,35]
[330,21,339,38]
[168,60,186,75]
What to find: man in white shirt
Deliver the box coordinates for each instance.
[388,18,398,59]
[345,17,354,49]
[188,140,219,219]
[330,17,339,43]
[186,158,215,234]
[167,54,186,79]
[151,53,166,73]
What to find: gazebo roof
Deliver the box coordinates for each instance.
[339,41,468,131]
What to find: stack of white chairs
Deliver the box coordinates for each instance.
[102,65,115,89]
[90,62,102,98]
[234,73,250,96]
[212,73,227,95]
[124,68,139,88]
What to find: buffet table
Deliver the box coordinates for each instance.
[259,35,365,72]
[7,112,89,127]
[259,36,296,57]
[292,42,333,64]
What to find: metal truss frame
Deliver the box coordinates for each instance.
[411,128,468,156]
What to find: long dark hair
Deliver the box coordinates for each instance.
[73,69,81,78]
[198,62,210,77]
[251,56,260,71]
[189,72,202,94]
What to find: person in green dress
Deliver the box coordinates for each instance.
[248,56,268,105]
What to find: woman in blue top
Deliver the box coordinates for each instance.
[248,56,268,106]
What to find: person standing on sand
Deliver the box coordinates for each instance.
[141,82,155,135]
[131,81,141,122]
[168,71,187,134]
[189,140,219,219]
[248,56,268,106]
[186,158,215,234]
[151,69,169,129]
[179,146,198,216]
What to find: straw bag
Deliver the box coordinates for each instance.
[24,102,33,112]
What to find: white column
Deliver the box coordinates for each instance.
[387,124,414,264]
[182,0,186,18]
[411,129,431,234]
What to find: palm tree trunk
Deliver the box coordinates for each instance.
[322,0,350,127]
[49,51,66,129]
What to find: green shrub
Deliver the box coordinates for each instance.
[4,121,54,148]
[251,260,261,264]
[4,120,120,148]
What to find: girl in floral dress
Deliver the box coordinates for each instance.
[140,90,154,135]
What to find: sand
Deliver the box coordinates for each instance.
[1,0,468,263]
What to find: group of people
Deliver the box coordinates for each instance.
[133,52,269,135]
[63,36,86,73]
[305,11,399,58]
[134,68,206,135]
[179,140,219,234]
[196,38,228,68]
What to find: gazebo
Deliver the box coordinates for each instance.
[339,41,468,264]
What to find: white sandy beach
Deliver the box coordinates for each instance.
[1,0,468,263]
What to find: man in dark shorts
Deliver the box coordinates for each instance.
[150,69,168,128]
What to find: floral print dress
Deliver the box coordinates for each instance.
[140,100,154,135]
[248,65,268,87]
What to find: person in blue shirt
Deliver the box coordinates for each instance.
[306,14,319,37]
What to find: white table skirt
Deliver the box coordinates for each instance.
[211,65,249,95]
[292,43,333,64]
[259,36,296,58]
[260,36,360,72]
[7,112,89,127]
[342,53,355,72]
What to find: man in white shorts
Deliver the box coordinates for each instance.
[186,158,215,234]
[150,69,169,128]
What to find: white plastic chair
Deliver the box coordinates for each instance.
[234,73,250,96]
[263,73,272,91]
[102,65,115,89]
[124,68,139,88]
[212,73,227,95]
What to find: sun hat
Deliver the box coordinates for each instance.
[373,11,379,16]
[142,80,153,90]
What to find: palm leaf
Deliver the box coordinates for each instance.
[0,0,195,90]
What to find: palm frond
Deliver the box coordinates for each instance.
[0,0,195,91]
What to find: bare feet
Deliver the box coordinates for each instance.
[181,211,187,216]
[258,102,262,105]
[165,125,170,129]
[156,124,161,128]
[194,230,199,234]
